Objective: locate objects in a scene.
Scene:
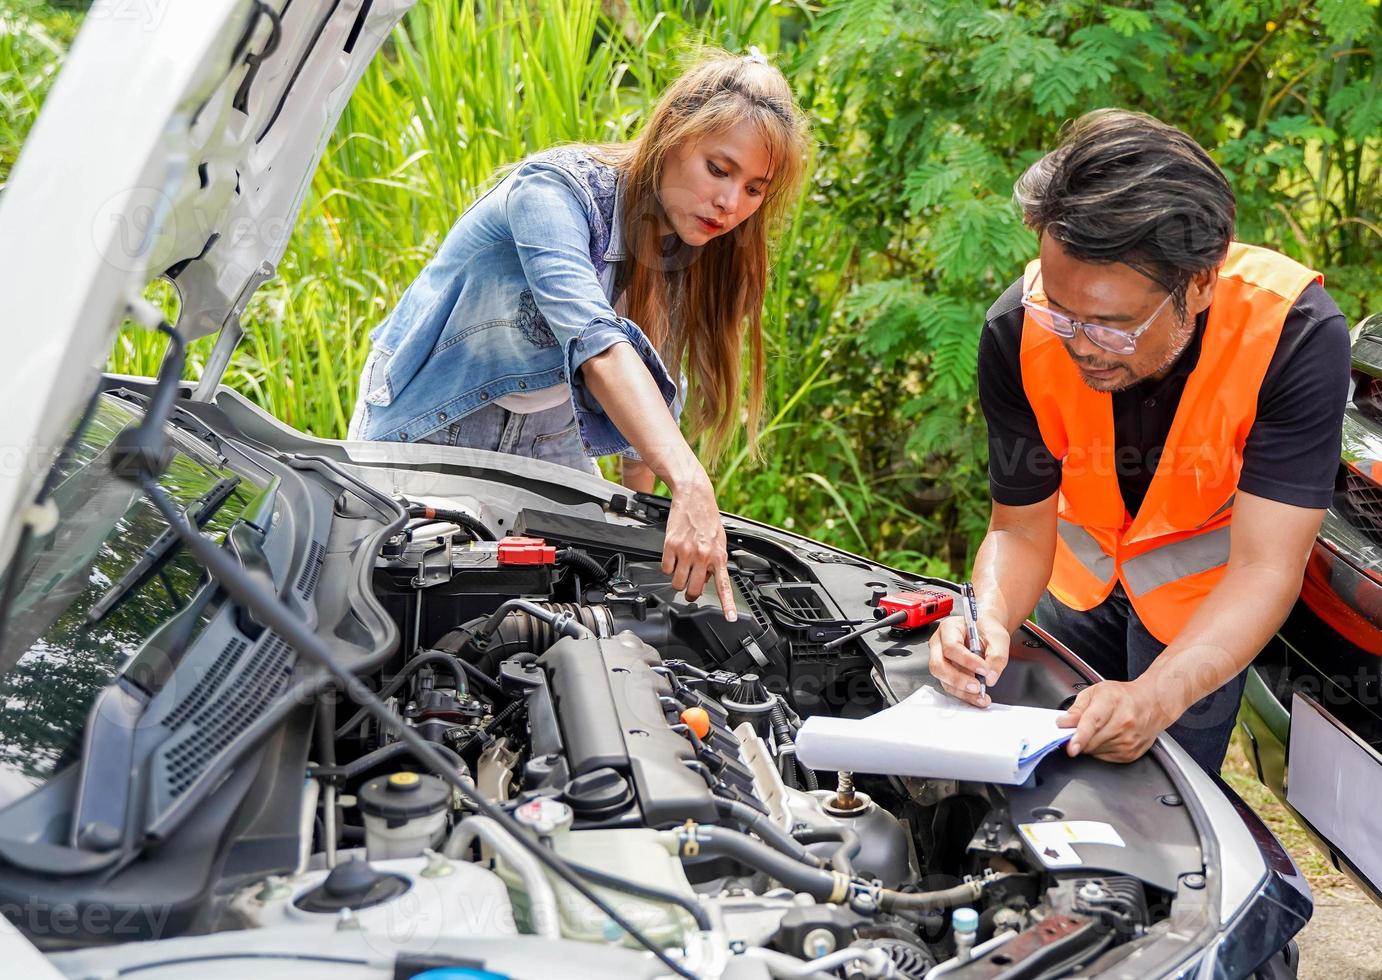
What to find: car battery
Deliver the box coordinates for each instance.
[446,537,558,584]
[373,533,558,650]
[378,533,555,589]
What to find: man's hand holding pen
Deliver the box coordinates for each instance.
[927,585,1010,708]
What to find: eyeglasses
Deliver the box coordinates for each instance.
[1021,275,1174,356]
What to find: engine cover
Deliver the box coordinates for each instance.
[538,633,718,827]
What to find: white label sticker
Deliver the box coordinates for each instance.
[1018,820,1126,868]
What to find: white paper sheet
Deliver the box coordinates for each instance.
[795,686,1074,785]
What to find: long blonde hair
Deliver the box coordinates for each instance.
[594,51,809,465]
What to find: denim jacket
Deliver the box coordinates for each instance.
[354,147,680,456]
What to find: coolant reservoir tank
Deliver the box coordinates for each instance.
[358,771,450,860]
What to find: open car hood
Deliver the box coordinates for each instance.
[0,0,413,569]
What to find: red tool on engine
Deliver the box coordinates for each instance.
[876,589,954,628]
[822,588,954,649]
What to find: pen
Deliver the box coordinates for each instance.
[961,582,986,700]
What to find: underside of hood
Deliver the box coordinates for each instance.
[0,0,414,568]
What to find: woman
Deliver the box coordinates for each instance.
[349,50,809,617]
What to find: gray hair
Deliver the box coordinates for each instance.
[1014,109,1235,313]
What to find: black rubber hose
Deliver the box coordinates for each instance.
[335,652,468,738]
[475,599,593,646]
[453,657,509,700]
[556,547,610,584]
[877,875,1015,913]
[683,826,845,902]
[337,739,469,782]
[144,478,698,980]
[434,616,542,678]
[792,825,860,878]
[435,617,520,666]
[404,503,497,541]
[438,604,609,672]
[770,703,799,788]
[713,797,824,868]
[434,621,485,655]
[377,623,506,699]
[683,824,1007,913]
[564,859,712,932]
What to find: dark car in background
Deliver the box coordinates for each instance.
[1240,311,1382,907]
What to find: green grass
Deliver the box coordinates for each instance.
[0,1,74,174]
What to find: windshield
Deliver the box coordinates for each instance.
[0,396,260,804]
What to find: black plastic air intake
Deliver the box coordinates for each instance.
[439,602,613,664]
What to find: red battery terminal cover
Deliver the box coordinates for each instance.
[496,537,557,566]
[876,590,954,629]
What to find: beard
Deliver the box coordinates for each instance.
[1069,310,1196,393]
[1075,364,1133,393]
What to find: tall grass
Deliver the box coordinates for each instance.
[0,0,74,177]
[1,0,941,565]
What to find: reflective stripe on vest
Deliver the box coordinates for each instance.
[1057,519,1115,581]
[1122,526,1233,597]
[1018,242,1322,643]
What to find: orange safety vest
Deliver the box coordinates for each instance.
[1019,243,1322,643]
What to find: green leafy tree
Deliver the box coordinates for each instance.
[790,0,1380,571]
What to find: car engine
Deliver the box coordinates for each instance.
[204,494,1167,979]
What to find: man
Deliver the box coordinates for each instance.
[929,109,1351,772]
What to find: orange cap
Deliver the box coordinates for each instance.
[680,706,712,739]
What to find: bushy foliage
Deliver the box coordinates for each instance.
[780,0,1381,570]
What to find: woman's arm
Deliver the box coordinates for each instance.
[504,163,736,619]
[582,344,736,618]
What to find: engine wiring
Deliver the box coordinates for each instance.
[400,499,497,541]
[109,323,702,979]
[94,322,1077,980]
[142,456,1015,980]
[141,475,704,980]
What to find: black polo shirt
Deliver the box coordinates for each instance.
[978,279,1351,516]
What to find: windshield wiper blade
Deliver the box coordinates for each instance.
[108,388,229,463]
[85,476,241,627]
